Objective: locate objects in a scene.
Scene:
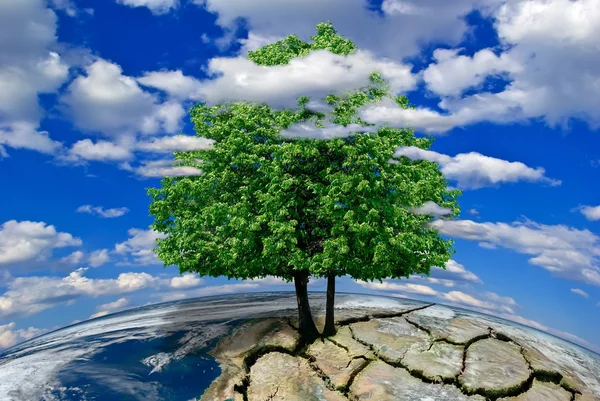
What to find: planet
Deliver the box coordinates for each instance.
[0,292,599,401]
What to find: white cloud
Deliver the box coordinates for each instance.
[116,0,179,15]
[426,259,482,284]
[136,135,214,153]
[114,228,166,266]
[410,201,453,217]
[60,250,85,265]
[577,205,600,222]
[356,280,441,296]
[133,159,203,178]
[423,48,522,97]
[0,322,46,350]
[76,205,130,218]
[570,288,589,298]
[158,283,261,302]
[151,49,416,109]
[90,297,130,319]
[0,268,162,319]
[88,249,111,268]
[393,146,561,189]
[194,0,504,61]
[170,273,203,289]
[468,208,479,215]
[136,70,203,99]
[0,221,81,266]
[430,218,600,286]
[61,59,186,137]
[280,123,380,140]
[0,0,69,156]
[66,139,133,162]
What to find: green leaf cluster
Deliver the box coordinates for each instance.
[147,21,461,284]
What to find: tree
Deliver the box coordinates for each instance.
[147,22,461,342]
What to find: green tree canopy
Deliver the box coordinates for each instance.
[147,22,461,340]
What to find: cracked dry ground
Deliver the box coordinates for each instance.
[199,304,600,401]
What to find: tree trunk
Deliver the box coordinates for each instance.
[293,270,319,342]
[322,269,336,337]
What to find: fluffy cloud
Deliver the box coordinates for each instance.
[113,228,166,266]
[425,259,483,285]
[116,0,179,15]
[76,205,130,219]
[170,273,203,289]
[60,249,110,268]
[356,279,515,313]
[570,288,589,298]
[132,159,203,178]
[0,1,69,156]
[360,0,600,132]
[393,146,561,189]
[88,249,111,268]
[135,135,214,153]
[193,0,504,61]
[410,201,453,217]
[423,48,522,97]
[65,139,134,163]
[430,218,600,286]
[61,59,186,137]
[0,268,161,319]
[0,221,81,266]
[140,50,416,110]
[577,205,600,222]
[90,297,129,319]
[0,322,46,350]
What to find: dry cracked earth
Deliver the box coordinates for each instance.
[199,303,600,401]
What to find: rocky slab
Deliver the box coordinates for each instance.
[498,379,572,401]
[459,338,531,396]
[405,314,490,344]
[306,338,368,390]
[200,317,299,401]
[247,352,346,401]
[402,340,464,381]
[350,317,430,362]
[350,360,485,401]
[328,326,375,359]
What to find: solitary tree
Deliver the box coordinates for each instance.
[148,22,461,341]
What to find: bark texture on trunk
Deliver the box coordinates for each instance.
[293,270,319,341]
[322,269,336,337]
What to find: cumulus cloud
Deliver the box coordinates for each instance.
[113,228,166,266]
[0,268,162,319]
[577,205,600,222]
[0,220,81,266]
[423,48,522,97]
[115,0,179,15]
[280,123,380,140]
[65,139,134,163]
[170,273,203,289]
[61,59,186,137]
[76,205,130,219]
[356,279,515,313]
[88,249,111,268]
[425,259,483,285]
[133,159,203,178]
[430,218,600,286]
[90,297,130,319]
[0,1,70,156]
[410,201,453,217]
[0,322,46,350]
[135,135,214,153]
[141,49,416,110]
[393,146,561,189]
[570,288,589,298]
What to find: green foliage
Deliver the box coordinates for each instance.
[147,21,461,285]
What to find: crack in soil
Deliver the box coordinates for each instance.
[215,304,584,401]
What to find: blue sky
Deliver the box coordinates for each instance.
[1,0,599,353]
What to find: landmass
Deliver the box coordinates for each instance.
[199,303,600,401]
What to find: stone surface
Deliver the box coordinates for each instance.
[459,338,531,395]
[247,352,346,401]
[307,338,369,390]
[350,360,485,401]
[328,326,375,359]
[521,345,588,392]
[405,314,490,344]
[350,317,430,362]
[402,341,464,381]
[498,379,572,401]
[200,317,299,401]
[575,394,600,401]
